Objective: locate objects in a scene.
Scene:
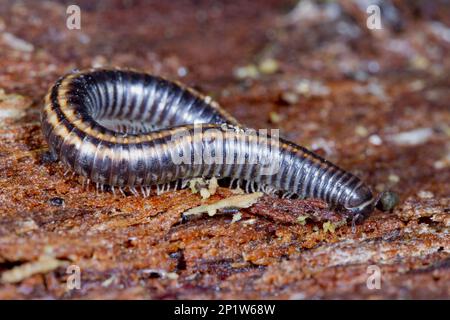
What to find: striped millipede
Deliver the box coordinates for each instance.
[41,68,376,223]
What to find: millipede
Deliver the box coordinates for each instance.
[41,68,376,224]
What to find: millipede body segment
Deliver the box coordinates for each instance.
[41,69,375,222]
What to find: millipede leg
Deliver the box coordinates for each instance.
[130,186,139,196]
[140,186,146,197]
[245,180,250,193]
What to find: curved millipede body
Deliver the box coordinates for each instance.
[41,69,375,222]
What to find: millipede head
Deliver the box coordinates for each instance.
[345,184,376,224]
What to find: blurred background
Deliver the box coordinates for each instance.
[0,1,448,299]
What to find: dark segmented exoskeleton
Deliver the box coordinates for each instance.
[41,69,375,223]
